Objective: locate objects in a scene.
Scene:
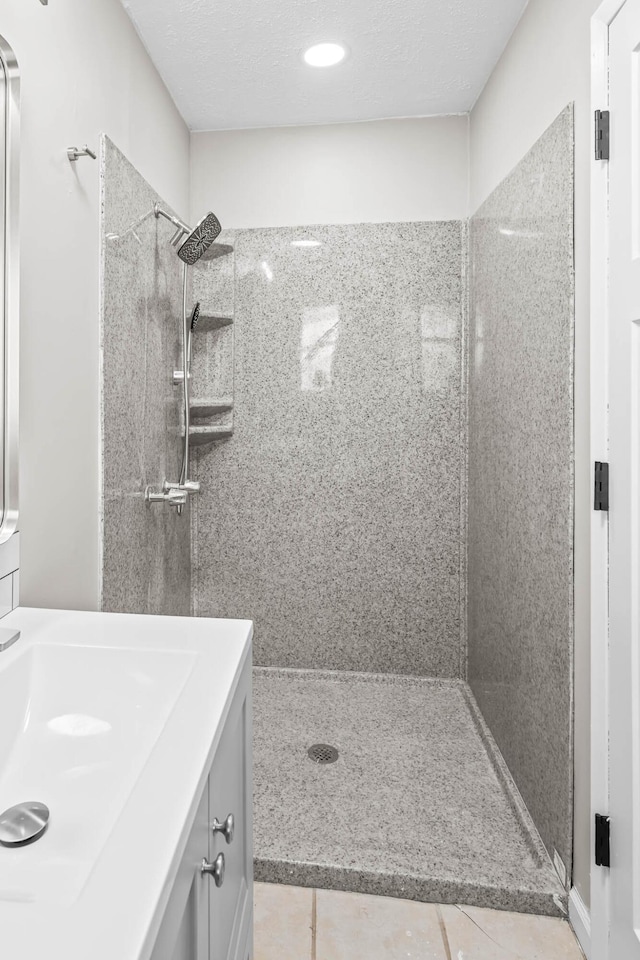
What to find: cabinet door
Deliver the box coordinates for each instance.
[151,782,210,960]
[207,662,253,960]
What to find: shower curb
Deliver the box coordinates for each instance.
[254,858,567,918]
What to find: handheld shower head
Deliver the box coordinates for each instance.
[187,302,200,369]
[154,204,222,265]
[177,212,222,265]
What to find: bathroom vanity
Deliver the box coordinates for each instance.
[0,607,253,960]
[0,30,256,960]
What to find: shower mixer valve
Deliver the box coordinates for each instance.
[145,479,200,509]
[164,479,201,495]
[144,485,187,508]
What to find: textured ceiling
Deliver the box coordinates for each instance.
[121,0,528,131]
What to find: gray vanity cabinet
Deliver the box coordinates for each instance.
[150,659,252,960]
[208,666,253,960]
[153,785,210,960]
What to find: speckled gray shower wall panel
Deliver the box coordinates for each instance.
[100,136,191,615]
[192,222,467,675]
[467,106,575,876]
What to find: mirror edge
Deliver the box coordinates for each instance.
[0,34,19,545]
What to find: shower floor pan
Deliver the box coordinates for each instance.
[253,668,566,917]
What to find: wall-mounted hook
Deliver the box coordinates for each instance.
[67,145,97,162]
[39,0,48,5]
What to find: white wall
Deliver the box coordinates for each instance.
[470,0,601,908]
[0,0,190,611]
[191,117,469,228]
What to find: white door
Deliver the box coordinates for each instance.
[609,2,640,956]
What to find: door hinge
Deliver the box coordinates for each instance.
[595,813,611,867]
[594,461,609,511]
[595,110,610,160]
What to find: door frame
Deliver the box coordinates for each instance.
[590,2,629,956]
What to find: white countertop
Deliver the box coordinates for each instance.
[0,607,253,960]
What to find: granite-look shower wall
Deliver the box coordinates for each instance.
[193,222,466,676]
[100,137,191,615]
[467,107,574,875]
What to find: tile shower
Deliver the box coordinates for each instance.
[100,107,575,915]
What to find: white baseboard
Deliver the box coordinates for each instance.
[569,887,591,959]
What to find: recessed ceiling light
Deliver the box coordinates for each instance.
[291,239,322,248]
[303,42,347,68]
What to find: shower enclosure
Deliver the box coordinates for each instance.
[100,137,232,612]
[100,105,575,917]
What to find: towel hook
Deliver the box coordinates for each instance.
[67,145,97,162]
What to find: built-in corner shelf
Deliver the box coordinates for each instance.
[197,313,233,333]
[190,397,233,417]
[189,425,233,446]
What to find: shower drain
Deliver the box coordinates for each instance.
[307,744,339,765]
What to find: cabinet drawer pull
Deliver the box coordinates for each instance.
[212,813,235,844]
[201,853,225,887]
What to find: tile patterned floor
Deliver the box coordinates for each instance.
[253,883,585,960]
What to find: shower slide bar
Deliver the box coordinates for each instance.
[110,202,224,513]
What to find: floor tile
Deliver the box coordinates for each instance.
[254,883,313,960]
[315,888,448,959]
[439,903,585,959]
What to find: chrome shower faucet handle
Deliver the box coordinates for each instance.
[145,485,187,508]
[164,480,201,496]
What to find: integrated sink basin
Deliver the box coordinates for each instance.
[0,640,196,904]
[0,606,253,960]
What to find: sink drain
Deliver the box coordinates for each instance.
[308,743,339,765]
[0,801,50,846]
